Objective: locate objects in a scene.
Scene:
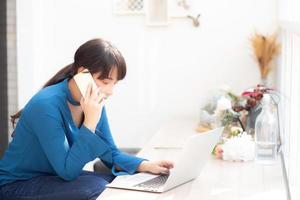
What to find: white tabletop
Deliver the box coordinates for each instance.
[98,120,287,200]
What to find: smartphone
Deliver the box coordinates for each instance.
[73,69,98,97]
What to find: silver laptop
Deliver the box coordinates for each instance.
[106,127,223,193]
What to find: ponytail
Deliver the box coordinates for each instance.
[10,63,77,132]
[42,63,76,88]
[10,38,127,137]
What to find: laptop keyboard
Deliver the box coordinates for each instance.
[134,174,169,190]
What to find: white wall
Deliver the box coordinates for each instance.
[16,0,278,147]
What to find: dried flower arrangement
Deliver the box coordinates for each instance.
[251,32,281,83]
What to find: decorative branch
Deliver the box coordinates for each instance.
[187,14,201,27]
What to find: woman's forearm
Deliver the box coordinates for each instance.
[137,160,149,172]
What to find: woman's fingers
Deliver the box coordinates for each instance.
[91,87,101,100]
[84,83,92,100]
[95,88,104,102]
[97,95,106,105]
[153,161,174,174]
[158,160,174,169]
[157,166,170,175]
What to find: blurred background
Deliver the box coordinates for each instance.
[9,0,278,148]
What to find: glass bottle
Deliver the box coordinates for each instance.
[254,94,278,164]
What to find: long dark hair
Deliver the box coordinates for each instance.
[10,38,126,129]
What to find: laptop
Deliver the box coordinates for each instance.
[106,127,223,193]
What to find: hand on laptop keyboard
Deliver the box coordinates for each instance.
[137,160,174,175]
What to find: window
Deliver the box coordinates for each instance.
[278,0,300,199]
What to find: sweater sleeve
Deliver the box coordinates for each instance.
[95,107,146,176]
[27,101,112,181]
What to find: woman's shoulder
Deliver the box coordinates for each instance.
[24,82,67,114]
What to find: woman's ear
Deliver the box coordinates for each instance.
[77,66,86,74]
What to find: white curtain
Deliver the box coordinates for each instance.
[278,0,300,199]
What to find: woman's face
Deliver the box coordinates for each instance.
[92,67,118,98]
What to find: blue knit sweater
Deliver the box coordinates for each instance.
[0,79,144,186]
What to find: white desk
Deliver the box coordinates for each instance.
[98,120,287,200]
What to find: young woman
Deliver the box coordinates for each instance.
[0,38,174,200]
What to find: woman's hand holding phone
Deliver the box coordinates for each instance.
[81,83,105,133]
